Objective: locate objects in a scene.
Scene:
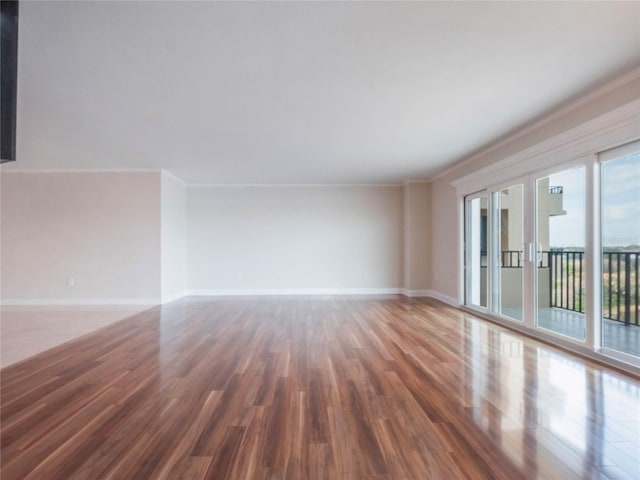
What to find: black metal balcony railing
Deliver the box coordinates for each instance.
[546,251,640,326]
[601,252,639,326]
[547,251,584,314]
[480,250,640,326]
[501,250,522,268]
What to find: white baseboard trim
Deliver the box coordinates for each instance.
[0,298,160,306]
[0,290,460,306]
[424,290,459,307]
[187,288,403,296]
[399,289,430,297]
[161,291,188,304]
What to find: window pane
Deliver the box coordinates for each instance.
[494,185,524,321]
[601,151,640,357]
[466,196,488,308]
[536,167,586,340]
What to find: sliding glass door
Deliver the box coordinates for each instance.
[465,195,488,309]
[493,184,525,321]
[463,140,640,366]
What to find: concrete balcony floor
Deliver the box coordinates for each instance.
[500,306,640,358]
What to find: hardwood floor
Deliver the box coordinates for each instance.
[1,296,639,479]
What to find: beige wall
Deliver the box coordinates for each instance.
[1,176,434,302]
[429,179,459,299]
[403,182,430,292]
[429,74,640,301]
[187,186,404,292]
[0,171,161,303]
[161,172,187,302]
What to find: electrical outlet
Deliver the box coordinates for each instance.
[66,276,75,286]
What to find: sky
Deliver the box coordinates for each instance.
[601,152,640,247]
[548,152,639,248]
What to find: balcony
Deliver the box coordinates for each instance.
[545,185,566,216]
[496,250,640,356]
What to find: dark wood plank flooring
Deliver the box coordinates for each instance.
[1,296,639,479]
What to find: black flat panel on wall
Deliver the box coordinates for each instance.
[1,0,18,163]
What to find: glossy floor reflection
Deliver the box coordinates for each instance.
[0,305,152,367]
[1,296,639,479]
[464,319,640,479]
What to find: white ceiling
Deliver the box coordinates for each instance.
[7,1,640,184]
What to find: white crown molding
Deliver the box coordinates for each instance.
[0,169,162,175]
[0,169,406,188]
[187,288,402,296]
[451,98,640,195]
[0,168,160,174]
[0,298,160,306]
[432,66,640,182]
[187,183,403,188]
[0,167,188,187]
[161,169,188,186]
[402,180,431,186]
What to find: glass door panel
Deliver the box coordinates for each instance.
[493,184,524,321]
[465,196,488,309]
[601,149,640,358]
[535,167,586,340]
